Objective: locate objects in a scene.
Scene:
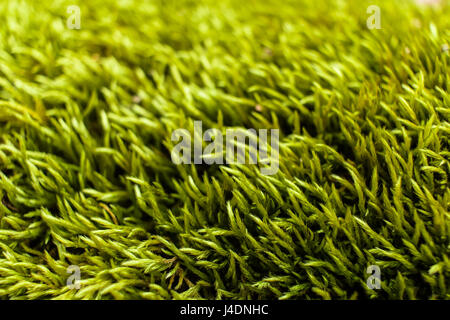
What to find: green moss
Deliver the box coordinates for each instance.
[0,0,449,299]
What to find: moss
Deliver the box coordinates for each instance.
[0,0,449,299]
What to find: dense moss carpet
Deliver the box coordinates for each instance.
[0,0,449,299]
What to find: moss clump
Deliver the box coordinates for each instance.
[0,0,449,299]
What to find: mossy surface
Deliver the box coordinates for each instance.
[0,0,449,299]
